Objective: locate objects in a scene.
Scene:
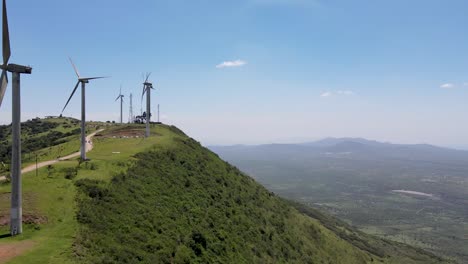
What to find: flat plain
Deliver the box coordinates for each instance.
[211,139,468,263]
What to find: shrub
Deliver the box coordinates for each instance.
[89,163,98,170]
[63,167,77,180]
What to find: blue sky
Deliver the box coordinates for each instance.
[0,0,467,147]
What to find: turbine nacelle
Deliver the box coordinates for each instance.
[115,86,124,101]
[141,72,154,96]
[0,63,32,74]
[0,0,33,108]
[115,94,124,101]
[142,81,155,98]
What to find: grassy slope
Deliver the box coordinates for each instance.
[1,117,80,173]
[0,124,173,263]
[22,118,106,166]
[0,124,452,263]
[0,117,110,172]
[0,159,78,263]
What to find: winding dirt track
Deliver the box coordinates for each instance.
[0,129,104,180]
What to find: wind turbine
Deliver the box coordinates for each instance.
[128,93,133,123]
[157,104,160,123]
[115,86,124,124]
[61,58,107,161]
[0,0,33,236]
[141,73,154,137]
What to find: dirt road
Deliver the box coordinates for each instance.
[0,129,104,181]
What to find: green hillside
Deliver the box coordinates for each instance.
[0,117,82,174]
[74,137,372,263]
[0,122,452,263]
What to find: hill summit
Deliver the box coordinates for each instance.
[71,125,447,263]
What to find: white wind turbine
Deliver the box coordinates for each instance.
[141,73,155,137]
[115,86,124,124]
[0,0,33,236]
[61,58,108,161]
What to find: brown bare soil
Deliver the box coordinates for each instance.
[0,214,48,226]
[0,240,35,263]
[0,192,46,226]
[100,128,145,138]
[0,192,39,214]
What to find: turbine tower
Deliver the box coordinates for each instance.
[128,93,133,123]
[0,0,33,236]
[115,86,124,124]
[157,104,160,123]
[61,58,107,161]
[141,73,154,137]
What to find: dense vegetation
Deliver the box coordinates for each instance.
[0,118,59,141]
[289,201,446,263]
[73,137,376,263]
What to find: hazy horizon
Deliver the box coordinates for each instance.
[3,112,468,150]
[0,0,467,148]
[206,134,468,151]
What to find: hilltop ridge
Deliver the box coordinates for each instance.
[72,125,448,263]
[0,120,453,263]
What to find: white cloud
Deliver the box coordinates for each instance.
[463,82,468,87]
[440,83,454,89]
[216,60,247,69]
[337,90,354,95]
[320,92,332,97]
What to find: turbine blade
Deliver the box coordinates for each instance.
[61,81,80,113]
[69,57,80,78]
[141,86,146,102]
[2,0,10,65]
[115,94,121,101]
[145,72,151,83]
[82,76,108,81]
[0,70,7,107]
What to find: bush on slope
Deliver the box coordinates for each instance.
[74,137,373,264]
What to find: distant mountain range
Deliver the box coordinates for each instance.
[210,137,468,165]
